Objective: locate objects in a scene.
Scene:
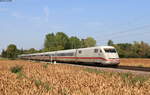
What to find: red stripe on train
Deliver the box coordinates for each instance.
[51,57,107,61]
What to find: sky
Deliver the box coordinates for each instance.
[0,0,150,52]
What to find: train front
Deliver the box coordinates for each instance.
[101,46,120,66]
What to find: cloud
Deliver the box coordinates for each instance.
[43,6,49,22]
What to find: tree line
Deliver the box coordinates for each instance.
[108,40,150,58]
[1,32,150,59]
[43,32,96,51]
[1,32,96,59]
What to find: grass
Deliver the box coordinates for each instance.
[34,79,42,87]
[44,82,52,91]
[0,57,9,60]
[59,88,70,95]
[43,63,49,68]
[84,67,150,85]
[10,64,52,91]
[2,59,150,95]
[16,72,26,79]
[83,68,105,74]
[34,79,52,91]
[10,65,23,74]
[118,72,150,85]
[131,76,149,84]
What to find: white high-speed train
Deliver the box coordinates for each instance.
[18,46,120,66]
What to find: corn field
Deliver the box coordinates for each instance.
[0,59,150,95]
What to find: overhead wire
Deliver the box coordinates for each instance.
[97,24,150,43]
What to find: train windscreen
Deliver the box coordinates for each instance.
[104,48,116,53]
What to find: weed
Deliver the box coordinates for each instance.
[130,75,149,85]
[43,63,49,68]
[34,79,52,91]
[34,79,42,87]
[10,65,23,74]
[119,72,132,79]
[16,72,26,79]
[59,88,69,95]
[84,68,104,74]
[44,82,52,91]
[119,72,149,85]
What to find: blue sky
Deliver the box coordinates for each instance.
[0,0,150,51]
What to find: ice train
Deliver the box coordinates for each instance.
[18,46,120,66]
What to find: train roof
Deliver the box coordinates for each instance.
[19,46,115,56]
[77,46,115,50]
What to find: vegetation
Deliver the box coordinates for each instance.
[1,44,19,59]
[108,40,150,58]
[43,32,96,51]
[118,72,149,85]
[1,60,150,95]
[84,67,150,85]
[1,32,150,58]
[83,68,105,74]
[1,32,96,58]
[43,63,49,68]
[10,65,23,74]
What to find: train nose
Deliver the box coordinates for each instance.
[107,58,120,64]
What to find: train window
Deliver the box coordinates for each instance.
[104,48,116,53]
[100,49,102,53]
[79,50,82,54]
[67,53,74,56]
[94,49,98,53]
[56,53,73,56]
[49,54,55,56]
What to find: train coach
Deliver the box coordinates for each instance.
[18,46,120,66]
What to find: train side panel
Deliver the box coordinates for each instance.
[55,49,76,62]
[76,47,106,63]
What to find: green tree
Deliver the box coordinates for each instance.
[28,48,38,53]
[44,32,70,51]
[6,44,18,59]
[55,32,70,50]
[80,39,86,48]
[108,40,114,46]
[1,49,7,58]
[69,36,81,49]
[19,48,24,54]
[44,33,56,51]
[84,37,96,47]
[114,41,150,58]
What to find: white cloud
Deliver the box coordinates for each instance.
[43,6,49,22]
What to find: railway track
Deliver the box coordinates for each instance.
[59,62,150,72]
[55,62,150,76]
[34,60,150,75]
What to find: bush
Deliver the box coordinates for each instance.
[10,65,23,74]
[34,79,42,87]
[43,63,49,68]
